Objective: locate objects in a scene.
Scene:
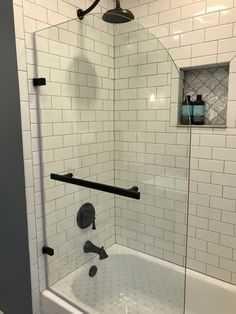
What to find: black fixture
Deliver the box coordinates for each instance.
[50,173,140,200]
[42,246,54,256]
[84,241,108,260]
[77,203,96,230]
[77,0,101,20]
[77,0,134,24]
[89,265,98,277]
[102,0,134,24]
[33,78,46,86]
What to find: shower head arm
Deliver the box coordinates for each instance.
[77,0,101,20]
[116,0,120,8]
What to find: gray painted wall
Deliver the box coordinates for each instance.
[0,1,32,313]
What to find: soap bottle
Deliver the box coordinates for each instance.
[181,95,192,125]
[192,94,205,125]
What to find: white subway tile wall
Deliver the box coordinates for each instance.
[13,0,236,313]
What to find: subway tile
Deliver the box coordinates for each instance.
[132,4,149,18]
[220,235,236,249]
[199,159,224,172]
[228,74,236,101]
[188,236,207,251]
[37,51,60,68]
[218,37,236,53]
[35,0,57,11]
[196,250,219,266]
[223,186,236,200]
[189,214,208,229]
[212,173,236,187]
[206,0,234,13]
[209,220,234,236]
[200,134,226,147]
[205,24,233,40]
[181,2,206,19]
[220,258,236,273]
[191,54,217,66]
[198,182,222,196]
[191,146,212,159]
[210,196,235,212]
[159,8,181,25]
[225,161,236,174]
[192,41,218,57]
[196,229,219,244]
[16,39,27,71]
[23,1,48,22]
[197,205,221,220]
[18,71,29,102]
[193,12,219,30]
[161,35,180,48]
[149,0,170,14]
[213,148,236,161]
[170,18,193,34]
[191,169,211,183]
[181,30,205,46]
[139,14,159,28]
[208,242,232,258]
[188,258,206,272]
[150,24,170,38]
[220,8,236,24]
[207,265,231,282]
[48,11,66,25]
[171,0,193,8]
[169,46,192,59]
[222,211,236,225]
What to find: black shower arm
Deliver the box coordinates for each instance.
[77,0,101,20]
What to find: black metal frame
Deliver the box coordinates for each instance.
[77,0,101,20]
[51,173,140,200]
[33,78,46,86]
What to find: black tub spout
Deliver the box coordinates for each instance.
[84,241,108,260]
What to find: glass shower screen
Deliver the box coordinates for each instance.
[34,13,191,314]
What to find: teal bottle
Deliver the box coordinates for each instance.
[192,95,205,125]
[181,95,192,125]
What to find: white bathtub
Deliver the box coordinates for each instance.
[42,245,236,314]
[185,269,236,314]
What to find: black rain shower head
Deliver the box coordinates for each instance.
[102,0,134,24]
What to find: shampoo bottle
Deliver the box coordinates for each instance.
[192,94,205,125]
[181,95,192,125]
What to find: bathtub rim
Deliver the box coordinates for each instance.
[42,244,236,314]
[42,289,88,314]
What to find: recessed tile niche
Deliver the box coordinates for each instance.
[179,64,229,126]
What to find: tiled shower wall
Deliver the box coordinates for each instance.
[126,0,236,284]
[13,0,236,312]
[13,0,113,313]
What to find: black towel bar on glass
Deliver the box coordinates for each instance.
[50,173,140,200]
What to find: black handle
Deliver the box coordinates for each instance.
[50,173,140,200]
[92,219,96,230]
[42,246,54,256]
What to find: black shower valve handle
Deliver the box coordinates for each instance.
[92,218,96,230]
